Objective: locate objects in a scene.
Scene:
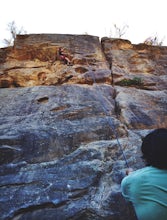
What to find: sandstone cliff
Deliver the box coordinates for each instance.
[0,34,166,220]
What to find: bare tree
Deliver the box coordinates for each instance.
[3,21,27,46]
[109,24,129,38]
[144,34,165,46]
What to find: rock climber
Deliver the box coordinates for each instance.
[58,47,72,65]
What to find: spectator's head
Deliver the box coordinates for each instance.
[141,128,167,169]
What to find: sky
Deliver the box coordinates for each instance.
[1,0,167,47]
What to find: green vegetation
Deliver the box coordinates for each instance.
[117,77,143,86]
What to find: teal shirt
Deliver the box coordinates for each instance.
[121,166,167,220]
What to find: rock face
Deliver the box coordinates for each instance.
[0,34,110,88]
[0,34,166,220]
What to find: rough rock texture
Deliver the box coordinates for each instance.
[101,37,167,90]
[0,34,110,87]
[0,34,167,220]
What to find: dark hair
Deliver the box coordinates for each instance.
[141,128,167,169]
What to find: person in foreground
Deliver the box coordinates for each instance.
[121,128,167,220]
